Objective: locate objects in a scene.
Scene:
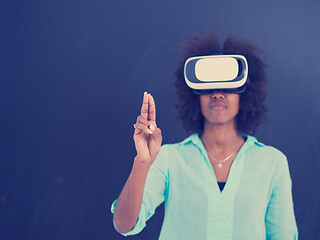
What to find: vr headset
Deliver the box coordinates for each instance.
[184,55,249,95]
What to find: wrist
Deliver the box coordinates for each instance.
[133,156,153,169]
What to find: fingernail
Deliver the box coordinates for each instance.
[149,124,155,131]
[148,129,153,134]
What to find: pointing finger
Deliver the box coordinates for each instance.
[140,92,149,119]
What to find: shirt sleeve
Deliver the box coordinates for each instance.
[110,145,169,236]
[265,155,298,240]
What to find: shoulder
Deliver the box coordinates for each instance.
[245,135,288,168]
[160,133,200,152]
[154,134,201,167]
[250,139,294,189]
[244,136,292,186]
[152,138,189,170]
[257,145,287,161]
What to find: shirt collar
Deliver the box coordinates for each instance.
[180,133,265,148]
[179,133,201,145]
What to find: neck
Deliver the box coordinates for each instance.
[200,121,243,154]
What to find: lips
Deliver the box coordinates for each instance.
[209,100,227,109]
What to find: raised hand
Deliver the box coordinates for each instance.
[133,92,162,163]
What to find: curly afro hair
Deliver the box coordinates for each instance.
[174,32,268,135]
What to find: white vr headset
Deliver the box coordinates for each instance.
[184,55,249,94]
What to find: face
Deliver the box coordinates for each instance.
[200,90,240,126]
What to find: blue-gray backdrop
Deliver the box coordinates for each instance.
[1,0,320,239]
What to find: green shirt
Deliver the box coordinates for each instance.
[111,134,298,239]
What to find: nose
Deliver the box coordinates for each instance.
[210,90,225,99]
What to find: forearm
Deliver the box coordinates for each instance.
[113,157,153,234]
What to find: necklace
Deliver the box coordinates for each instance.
[207,151,236,168]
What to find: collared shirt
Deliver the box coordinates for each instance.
[111,134,298,239]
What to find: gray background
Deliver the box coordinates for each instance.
[1,0,320,239]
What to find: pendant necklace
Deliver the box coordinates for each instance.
[207,151,236,168]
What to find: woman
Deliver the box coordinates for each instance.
[111,33,298,239]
